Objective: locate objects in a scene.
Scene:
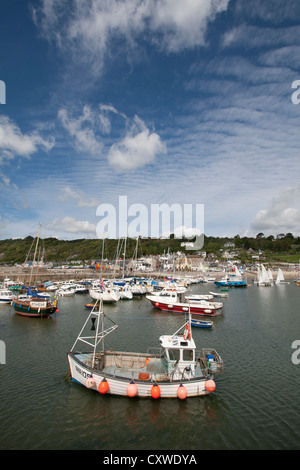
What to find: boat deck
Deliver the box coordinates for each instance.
[76,352,205,382]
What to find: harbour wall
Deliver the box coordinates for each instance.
[0,267,298,285]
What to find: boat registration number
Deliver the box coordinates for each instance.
[30,301,47,308]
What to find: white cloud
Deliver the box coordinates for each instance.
[149,0,229,52]
[251,186,300,234]
[57,105,165,172]
[107,115,166,171]
[0,115,54,163]
[46,216,96,234]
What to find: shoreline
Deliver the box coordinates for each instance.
[0,266,299,285]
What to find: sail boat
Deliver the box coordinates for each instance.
[275,268,285,284]
[89,238,120,303]
[67,300,224,398]
[256,264,272,286]
[12,225,58,318]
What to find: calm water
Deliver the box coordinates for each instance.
[0,281,299,450]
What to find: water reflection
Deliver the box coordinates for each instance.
[0,282,300,449]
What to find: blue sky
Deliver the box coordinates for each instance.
[0,0,300,240]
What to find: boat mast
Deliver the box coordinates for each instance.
[29,224,41,286]
[69,299,118,368]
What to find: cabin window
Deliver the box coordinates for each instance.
[168,349,180,362]
[182,349,194,361]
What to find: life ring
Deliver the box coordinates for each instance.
[138,372,150,380]
[183,323,191,340]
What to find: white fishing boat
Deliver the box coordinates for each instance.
[146,290,223,316]
[67,300,224,399]
[0,289,14,304]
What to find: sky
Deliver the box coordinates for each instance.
[0,0,300,241]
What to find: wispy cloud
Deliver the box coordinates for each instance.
[32,0,229,74]
[58,186,100,207]
[58,106,103,155]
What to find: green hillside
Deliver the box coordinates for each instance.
[0,233,299,265]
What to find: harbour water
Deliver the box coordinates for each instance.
[0,281,299,450]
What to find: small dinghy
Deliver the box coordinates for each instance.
[190,319,213,328]
[209,291,228,298]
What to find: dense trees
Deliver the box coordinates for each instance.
[0,233,299,264]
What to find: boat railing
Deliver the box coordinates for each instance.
[147,347,163,356]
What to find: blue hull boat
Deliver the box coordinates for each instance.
[190,319,213,328]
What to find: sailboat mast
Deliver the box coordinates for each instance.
[29,224,41,286]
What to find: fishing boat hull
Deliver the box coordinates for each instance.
[147,297,223,316]
[12,298,57,318]
[67,351,219,398]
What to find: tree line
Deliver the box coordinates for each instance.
[0,232,299,264]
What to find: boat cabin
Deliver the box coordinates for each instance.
[159,333,196,378]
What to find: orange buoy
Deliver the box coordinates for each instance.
[177,384,187,400]
[151,384,161,399]
[85,377,96,389]
[139,372,150,380]
[205,379,216,392]
[98,378,109,394]
[126,381,138,397]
